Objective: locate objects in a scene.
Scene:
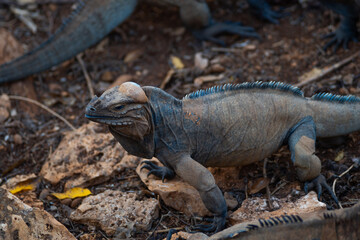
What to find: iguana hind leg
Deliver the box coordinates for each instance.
[287,116,339,206]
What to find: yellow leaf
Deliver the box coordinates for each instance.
[9,178,38,195]
[10,183,35,194]
[170,56,184,69]
[334,151,344,162]
[52,187,92,200]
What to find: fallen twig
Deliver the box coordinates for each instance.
[263,158,273,210]
[332,163,355,209]
[160,69,175,89]
[296,51,360,87]
[76,54,94,97]
[9,95,76,131]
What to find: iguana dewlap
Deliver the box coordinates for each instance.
[85,81,360,232]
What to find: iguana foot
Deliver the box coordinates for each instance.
[247,0,288,24]
[192,21,260,46]
[193,214,226,233]
[322,19,359,52]
[304,174,340,207]
[140,160,175,182]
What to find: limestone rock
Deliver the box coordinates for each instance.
[166,231,209,240]
[40,122,139,189]
[230,191,326,224]
[70,190,159,236]
[1,173,37,190]
[136,159,211,217]
[0,188,76,240]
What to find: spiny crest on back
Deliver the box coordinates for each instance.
[183,81,304,100]
[311,92,360,103]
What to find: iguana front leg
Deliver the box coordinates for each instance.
[157,153,227,232]
[287,116,339,206]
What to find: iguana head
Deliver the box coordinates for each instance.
[85,82,153,144]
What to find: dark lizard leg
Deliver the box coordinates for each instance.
[287,116,339,206]
[140,161,175,182]
[171,0,259,45]
[320,0,359,52]
[247,0,288,24]
[191,21,260,46]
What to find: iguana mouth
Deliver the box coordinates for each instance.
[85,114,133,126]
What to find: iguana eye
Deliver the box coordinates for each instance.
[114,105,124,110]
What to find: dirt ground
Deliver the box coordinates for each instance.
[0,0,359,239]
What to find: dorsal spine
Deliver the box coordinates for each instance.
[183,81,304,100]
[311,92,360,104]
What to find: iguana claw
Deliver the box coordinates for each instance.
[140,161,175,182]
[322,19,359,52]
[248,0,288,24]
[193,214,226,233]
[192,21,260,46]
[304,174,340,207]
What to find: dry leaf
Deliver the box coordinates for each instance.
[298,68,323,83]
[52,187,92,200]
[170,56,184,69]
[248,177,270,194]
[9,179,37,194]
[124,49,144,63]
[334,151,344,162]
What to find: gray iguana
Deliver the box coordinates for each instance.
[85,81,359,232]
[0,0,263,84]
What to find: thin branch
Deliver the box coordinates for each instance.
[332,164,355,209]
[263,158,273,210]
[76,54,94,97]
[9,95,76,131]
[296,51,360,87]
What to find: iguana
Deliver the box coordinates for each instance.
[85,81,360,232]
[0,0,267,84]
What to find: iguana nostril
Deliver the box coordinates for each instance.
[89,107,96,112]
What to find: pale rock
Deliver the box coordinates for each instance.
[195,52,209,70]
[70,190,159,236]
[1,173,37,190]
[165,231,209,240]
[0,188,76,240]
[230,191,326,224]
[136,159,211,216]
[40,122,140,189]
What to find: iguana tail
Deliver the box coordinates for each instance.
[0,0,138,83]
[309,93,360,138]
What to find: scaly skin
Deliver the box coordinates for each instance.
[0,0,259,84]
[85,81,360,233]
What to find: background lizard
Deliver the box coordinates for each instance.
[1,0,357,84]
[85,81,360,232]
[0,0,263,84]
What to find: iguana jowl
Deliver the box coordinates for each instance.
[85,81,360,232]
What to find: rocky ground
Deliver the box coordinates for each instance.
[0,0,359,239]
